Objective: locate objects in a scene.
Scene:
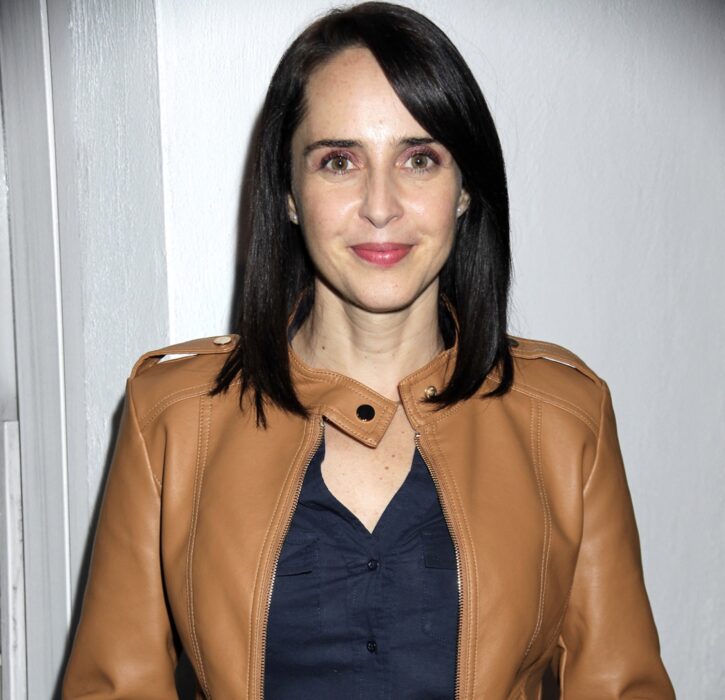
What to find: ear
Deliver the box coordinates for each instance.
[456,189,470,218]
[287,194,299,225]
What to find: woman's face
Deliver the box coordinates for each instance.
[288,47,469,314]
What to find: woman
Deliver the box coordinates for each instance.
[63,3,674,698]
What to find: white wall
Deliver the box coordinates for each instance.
[155,1,725,697]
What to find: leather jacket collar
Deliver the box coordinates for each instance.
[287,290,467,444]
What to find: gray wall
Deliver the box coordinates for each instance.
[1,0,722,697]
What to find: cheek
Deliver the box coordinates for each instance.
[409,191,460,245]
[298,214,345,275]
[406,176,460,217]
[297,185,357,247]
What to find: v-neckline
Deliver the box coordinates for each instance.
[313,435,419,539]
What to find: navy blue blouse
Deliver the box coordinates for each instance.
[264,429,459,699]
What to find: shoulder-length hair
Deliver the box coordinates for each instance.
[212,1,513,425]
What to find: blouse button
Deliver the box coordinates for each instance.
[356,404,375,422]
[366,640,377,653]
[367,558,379,571]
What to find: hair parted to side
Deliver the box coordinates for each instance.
[212,1,514,426]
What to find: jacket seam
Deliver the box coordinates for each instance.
[127,380,162,494]
[517,570,576,697]
[420,380,598,440]
[137,379,241,432]
[488,367,599,435]
[550,382,608,697]
[138,381,216,430]
[520,398,551,663]
[508,385,598,436]
[186,394,212,696]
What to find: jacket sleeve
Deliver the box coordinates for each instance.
[62,378,178,698]
[555,381,675,699]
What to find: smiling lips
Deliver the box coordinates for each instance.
[351,242,413,267]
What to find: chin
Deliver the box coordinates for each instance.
[343,284,427,314]
[315,269,438,315]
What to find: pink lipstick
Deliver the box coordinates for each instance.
[351,242,412,267]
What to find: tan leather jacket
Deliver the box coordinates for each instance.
[63,334,675,699]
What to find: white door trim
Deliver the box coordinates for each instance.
[0,1,71,696]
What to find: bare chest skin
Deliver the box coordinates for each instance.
[321,405,417,534]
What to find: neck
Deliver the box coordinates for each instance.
[290,281,444,401]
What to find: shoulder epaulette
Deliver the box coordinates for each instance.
[130,334,238,378]
[507,336,600,385]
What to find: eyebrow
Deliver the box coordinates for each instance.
[302,136,437,157]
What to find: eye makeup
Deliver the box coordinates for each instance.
[315,144,444,176]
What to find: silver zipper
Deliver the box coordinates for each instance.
[255,421,463,699]
[415,430,464,700]
[257,416,325,699]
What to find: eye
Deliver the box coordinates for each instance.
[404,149,440,172]
[410,154,431,169]
[321,152,354,174]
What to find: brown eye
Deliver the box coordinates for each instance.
[405,150,439,172]
[323,154,352,173]
[411,154,430,169]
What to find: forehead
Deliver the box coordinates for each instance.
[297,46,429,142]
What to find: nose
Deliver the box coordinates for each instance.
[359,167,403,229]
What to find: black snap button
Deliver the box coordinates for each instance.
[356,404,375,422]
[366,640,377,653]
[367,558,379,571]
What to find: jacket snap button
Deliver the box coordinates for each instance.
[424,385,437,399]
[356,404,375,422]
[213,335,232,345]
